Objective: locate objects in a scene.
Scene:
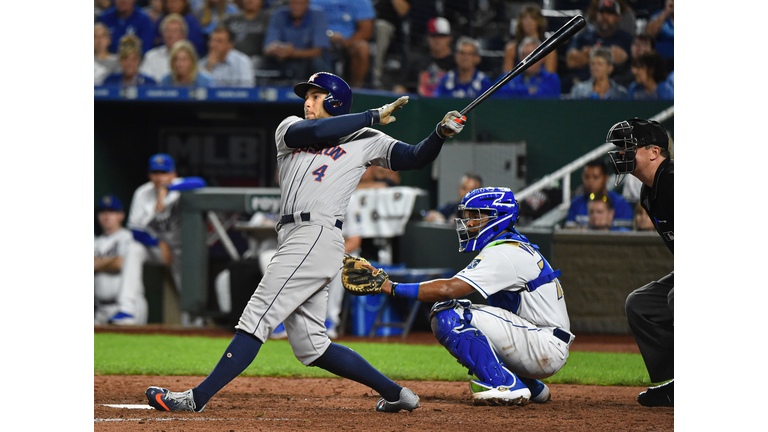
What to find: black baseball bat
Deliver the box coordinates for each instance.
[460,15,586,115]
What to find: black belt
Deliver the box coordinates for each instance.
[280,212,343,229]
[553,328,572,344]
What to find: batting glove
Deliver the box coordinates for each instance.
[371,96,409,125]
[436,111,466,139]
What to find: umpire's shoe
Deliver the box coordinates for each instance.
[376,387,421,412]
[146,387,206,412]
[637,380,673,407]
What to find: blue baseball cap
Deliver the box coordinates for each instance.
[97,194,123,212]
[148,153,175,172]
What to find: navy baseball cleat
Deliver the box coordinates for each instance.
[519,377,551,403]
[637,380,673,407]
[469,379,531,406]
[146,387,205,412]
[375,387,421,412]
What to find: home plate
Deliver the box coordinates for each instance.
[102,404,154,409]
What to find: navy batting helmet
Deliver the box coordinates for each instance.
[455,187,519,252]
[293,72,352,116]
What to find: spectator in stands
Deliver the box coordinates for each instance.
[565,158,632,230]
[196,0,239,35]
[503,3,557,74]
[98,0,157,55]
[201,25,254,86]
[103,35,158,86]
[160,40,214,86]
[564,0,632,93]
[144,0,165,24]
[140,13,188,82]
[159,0,208,57]
[94,195,141,325]
[495,36,560,98]
[435,37,492,99]
[633,202,655,231]
[645,0,673,72]
[568,47,628,100]
[262,0,330,83]
[423,173,482,223]
[95,0,113,21]
[371,0,410,89]
[95,23,119,85]
[312,0,375,88]
[392,17,456,96]
[586,0,636,36]
[627,51,673,100]
[614,32,655,86]
[223,0,271,62]
[587,193,629,231]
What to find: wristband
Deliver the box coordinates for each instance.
[392,282,419,300]
[390,282,398,297]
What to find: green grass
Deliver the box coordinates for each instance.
[94,333,651,387]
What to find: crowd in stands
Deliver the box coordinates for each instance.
[95,0,673,98]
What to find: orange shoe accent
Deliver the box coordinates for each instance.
[155,393,170,411]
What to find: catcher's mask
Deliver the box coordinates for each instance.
[606,117,668,186]
[455,187,519,252]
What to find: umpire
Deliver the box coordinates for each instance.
[606,118,674,407]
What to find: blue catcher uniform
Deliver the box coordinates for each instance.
[429,187,572,405]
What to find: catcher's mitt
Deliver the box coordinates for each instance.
[341,254,389,296]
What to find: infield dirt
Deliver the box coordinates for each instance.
[94,328,673,431]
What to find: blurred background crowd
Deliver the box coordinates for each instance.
[94,0,674,100]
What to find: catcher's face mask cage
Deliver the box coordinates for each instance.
[606,120,638,186]
[454,187,519,252]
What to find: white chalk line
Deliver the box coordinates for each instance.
[95,417,305,423]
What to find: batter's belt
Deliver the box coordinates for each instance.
[276,211,343,232]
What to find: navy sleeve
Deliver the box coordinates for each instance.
[284,111,376,148]
[390,130,445,171]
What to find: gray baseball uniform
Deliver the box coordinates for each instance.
[236,116,399,364]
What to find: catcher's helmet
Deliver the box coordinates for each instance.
[293,72,352,116]
[455,187,519,252]
[606,118,668,184]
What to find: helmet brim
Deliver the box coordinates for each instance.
[293,82,329,99]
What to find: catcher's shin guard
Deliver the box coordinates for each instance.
[430,300,517,388]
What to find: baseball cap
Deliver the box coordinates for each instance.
[148,153,175,172]
[97,194,123,212]
[629,118,669,150]
[427,17,451,36]
[598,0,620,15]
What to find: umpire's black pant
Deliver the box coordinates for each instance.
[625,272,674,383]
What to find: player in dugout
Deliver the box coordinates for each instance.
[343,186,572,406]
[145,72,467,413]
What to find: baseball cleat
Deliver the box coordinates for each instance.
[146,387,205,412]
[375,387,421,412]
[469,379,531,406]
[519,377,551,403]
[109,312,138,325]
[637,380,673,407]
[269,322,288,339]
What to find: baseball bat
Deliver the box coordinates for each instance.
[460,14,586,115]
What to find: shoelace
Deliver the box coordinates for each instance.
[164,390,195,410]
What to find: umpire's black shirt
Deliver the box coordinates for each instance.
[640,158,674,254]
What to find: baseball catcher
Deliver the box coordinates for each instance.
[342,187,572,406]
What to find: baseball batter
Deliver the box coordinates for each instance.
[94,195,138,324]
[346,187,572,405]
[146,72,467,413]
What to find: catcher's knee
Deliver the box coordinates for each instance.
[429,299,472,340]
